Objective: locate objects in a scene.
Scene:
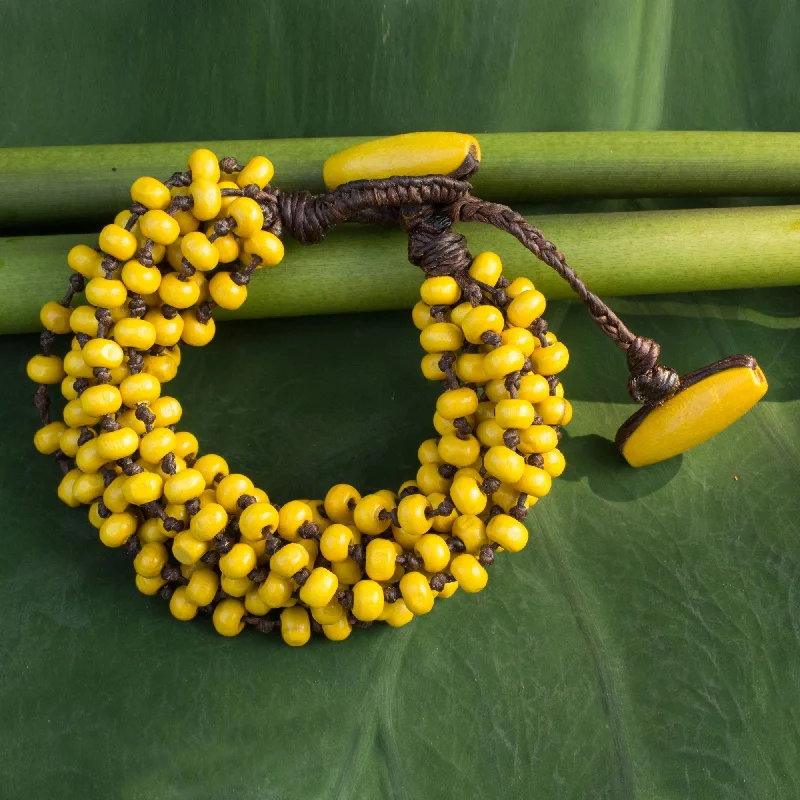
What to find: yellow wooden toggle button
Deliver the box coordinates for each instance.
[616,355,768,467]
[323,132,481,189]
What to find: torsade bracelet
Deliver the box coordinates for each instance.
[26,132,768,645]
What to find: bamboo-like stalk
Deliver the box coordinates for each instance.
[2,204,799,335]
[3,132,800,229]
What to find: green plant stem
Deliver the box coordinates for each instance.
[3,132,800,229]
[2,204,799,335]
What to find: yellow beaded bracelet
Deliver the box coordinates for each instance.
[27,132,768,645]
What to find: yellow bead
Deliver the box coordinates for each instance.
[364,539,399,582]
[187,149,220,183]
[33,421,67,455]
[139,210,180,246]
[399,571,434,615]
[134,542,168,578]
[164,468,206,504]
[58,427,88,459]
[123,471,163,505]
[189,502,228,542]
[171,432,197,462]
[427,491,457,533]
[99,511,138,547]
[257,571,293,608]
[495,398,535,429]
[138,517,168,544]
[352,579,385,622]
[156,271,198,309]
[414,533,450,572]
[417,438,442,465]
[56,469,81,507]
[518,374,551,404]
[415,463,451,496]
[26,354,65,385]
[85,275,128,309]
[241,229,284,267]
[451,514,489,554]
[455,353,489,383]
[215,473,254,513]
[332,557,363,585]
[219,542,257,579]
[62,398,98,429]
[483,345,525,379]
[96,427,138,461]
[514,464,552,497]
[209,271,247,310]
[270,542,309,578]
[188,455,225,487]
[69,306,100,337]
[484,445,526,484]
[149,396,183,427]
[237,501,278,542]
[68,244,103,277]
[136,428,173,463]
[213,598,246,637]
[507,289,546,328]
[412,300,433,330]
[420,276,461,305]
[420,353,447,381]
[236,155,275,189]
[354,494,392,535]
[39,301,72,334]
[72,471,105,504]
[501,327,537,357]
[530,342,570,376]
[221,575,254,598]
[185,568,219,606]
[320,523,355,562]
[277,500,314,541]
[554,382,565,398]
[299,567,339,607]
[83,338,124,369]
[243,585,269,617]
[168,586,198,621]
[99,224,138,261]
[227,197,264,237]
[323,484,360,524]
[113,317,157,350]
[394,493,431,535]
[120,373,161,407]
[178,230,219,271]
[385,598,415,628]
[461,305,504,344]
[187,178,224,222]
[135,574,166,596]
[143,353,178,383]
[469,251,503,286]
[74,437,106,473]
[131,176,171,210]
[80,384,122,416]
[448,302,471,327]
[436,387,478,420]
[517,424,559,454]
[208,228,240,263]
[437,433,480,467]
[171,530,209,564]
[450,553,488,593]
[450,474,487,515]
[541,448,566,477]
[99,479,127,519]
[312,599,344,626]
[506,277,535,298]
[61,376,80,401]
[323,132,480,188]
[536,396,573,426]
[486,514,529,552]
[419,322,464,353]
[281,606,311,646]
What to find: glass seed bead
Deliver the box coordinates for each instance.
[507,289,546,328]
[258,571,294,608]
[281,606,311,647]
[209,271,247,310]
[139,210,180,245]
[450,554,488,593]
[227,197,264,237]
[236,156,275,189]
[461,305,504,344]
[277,500,314,541]
[164,468,206,504]
[219,542,257,579]
[189,502,228,541]
[131,176,171,210]
[323,484,361,524]
[83,338,124,369]
[98,512,138,547]
[437,433,480,467]
[385,598,415,628]
[96,427,139,461]
[418,438,442,465]
[67,244,103,277]
[242,230,284,266]
[420,353,447,381]
[530,342,570,376]
[193,453,229,486]
[456,353,489,383]
[239,502,279,542]
[187,149,220,183]
[172,431,198,459]
[39,301,72,334]
[484,445,526,484]
[518,424,559,454]
[80,384,122,416]
[415,463,452,495]
[113,317,157,350]
[352,579,385,622]
[134,542,168,578]
[136,574,166,596]
[26,354,65,384]
[487,514,529,552]
[495,399,535,429]
[185,568,219,607]
[536,396,573,426]
[172,531,210,564]
[541,449,566,477]
[518,374,551,404]
[169,586,198,621]
[420,321,464,353]
[469,251,503,286]
[506,277,535,297]
[213,598,246,637]
[365,538,399,582]
[99,224,137,261]
[412,301,433,330]
[123,471,163,505]
[414,533,451,573]
[399,572,434,615]
[353,494,391,535]
[514,464,552,498]
[450,474,487,515]
[436,387,478,420]
[501,327,537,356]
[34,421,67,455]
[320,523,355,562]
[216,473,255,513]
[270,542,309,578]
[483,345,525,379]
[420,276,461,305]
[299,567,339,608]
[75,438,107,473]
[72,472,105,504]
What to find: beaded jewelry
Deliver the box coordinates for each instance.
[27,133,767,645]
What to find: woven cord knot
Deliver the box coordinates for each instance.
[626,336,680,406]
